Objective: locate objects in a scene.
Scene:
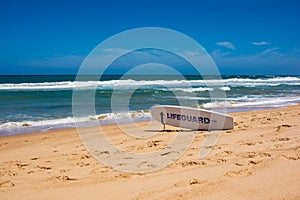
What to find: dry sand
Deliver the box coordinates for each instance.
[1,104,300,199]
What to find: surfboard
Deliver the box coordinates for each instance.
[151,105,234,130]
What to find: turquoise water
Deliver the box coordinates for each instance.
[0,75,300,136]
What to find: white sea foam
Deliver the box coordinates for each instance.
[161,87,214,92]
[0,76,299,91]
[0,81,98,90]
[159,86,231,92]
[219,86,231,91]
[202,96,300,109]
[172,86,231,92]
[0,110,151,131]
[175,95,253,101]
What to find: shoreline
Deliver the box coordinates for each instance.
[2,102,300,137]
[0,103,297,138]
[1,104,300,199]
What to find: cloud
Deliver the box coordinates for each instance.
[216,42,236,50]
[102,48,128,54]
[210,48,300,75]
[211,49,231,57]
[252,41,271,46]
[261,47,279,55]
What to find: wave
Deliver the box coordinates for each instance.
[0,76,299,91]
[0,110,151,130]
[175,95,263,101]
[159,86,230,92]
[202,96,300,109]
[0,81,97,91]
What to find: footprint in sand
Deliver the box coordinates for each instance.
[248,160,261,165]
[181,160,207,167]
[147,140,162,148]
[271,137,290,142]
[217,158,227,163]
[52,175,78,181]
[281,153,300,161]
[115,173,130,179]
[225,130,234,134]
[242,152,271,159]
[234,162,245,166]
[189,178,204,185]
[225,169,252,178]
[276,124,292,132]
[0,142,8,147]
[0,180,15,187]
[16,163,30,168]
[36,165,52,170]
[80,154,92,159]
[89,167,110,174]
[220,150,233,155]
[59,169,71,173]
[76,161,90,167]
[239,140,257,146]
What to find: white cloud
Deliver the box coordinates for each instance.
[261,47,279,55]
[210,47,300,74]
[216,42,236,50]
[102,48,128,54]
[211,49,231,57]
[252,41,271,46]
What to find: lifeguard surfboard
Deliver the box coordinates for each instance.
[151,105,234,130]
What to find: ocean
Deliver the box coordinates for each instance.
[0,75,300,136]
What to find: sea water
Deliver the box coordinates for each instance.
[0,75,299,136]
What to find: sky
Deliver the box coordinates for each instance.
[0,0,300,75]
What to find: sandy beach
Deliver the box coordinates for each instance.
[1,104,300,199]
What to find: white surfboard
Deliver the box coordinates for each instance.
[151,105,234,130]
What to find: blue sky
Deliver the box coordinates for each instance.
[0,0,300,75]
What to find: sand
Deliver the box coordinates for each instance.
[1,104,300,199]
